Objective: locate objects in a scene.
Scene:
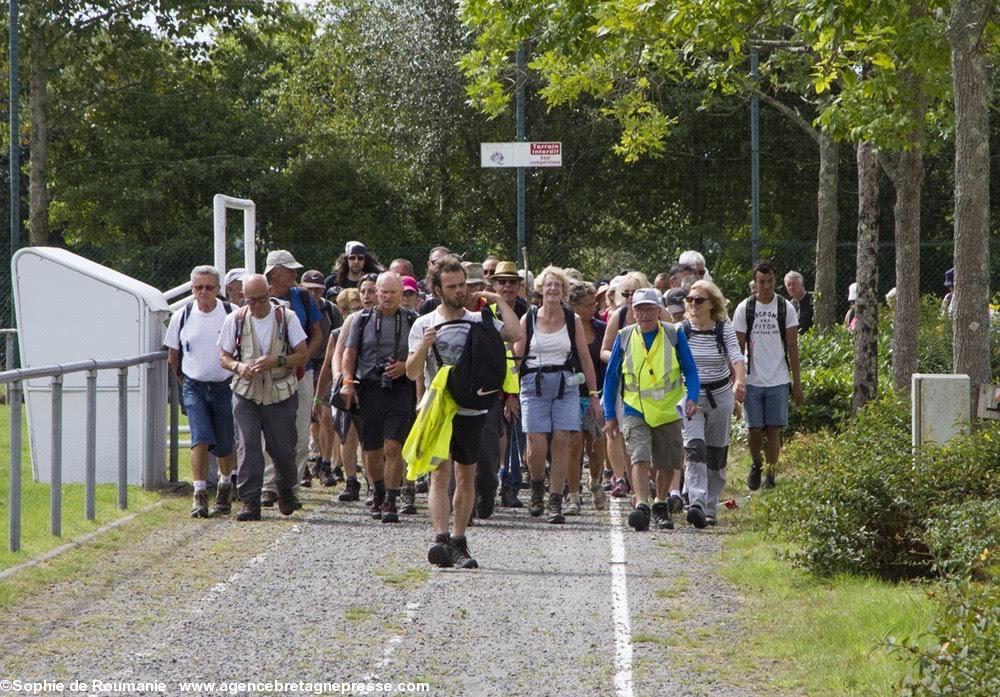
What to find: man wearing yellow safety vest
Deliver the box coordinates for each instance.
[602,287,701,531]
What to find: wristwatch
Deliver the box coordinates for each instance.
[277,355,287,368]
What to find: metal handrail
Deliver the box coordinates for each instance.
[4,349,168,552]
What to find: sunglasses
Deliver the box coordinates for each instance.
[360,273,379,282]
[620,291,634,299]
[494,278,519,286]
[685,296,708,305]
[192,284,218,292]
[348,254,366,261]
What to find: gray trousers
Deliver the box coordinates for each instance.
[263,368,314,493]
[681,386,734,517]
[233,393,299,503]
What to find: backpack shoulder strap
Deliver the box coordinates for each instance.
[617,304,628,328]
[681,318,692,337]
[745,296,757,338]
[178,300,195,348]
[714,320,725,354]
[233,305,251,360]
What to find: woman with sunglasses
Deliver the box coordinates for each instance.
[678,280,745,527]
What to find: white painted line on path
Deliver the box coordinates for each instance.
[609,499,635,697]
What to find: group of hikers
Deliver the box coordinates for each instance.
[165,242,806,569]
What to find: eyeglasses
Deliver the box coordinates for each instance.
[348,254,366,261]
[494,278,519,286]
[360,273,379,282]
[620,291,634,299]
[192,284,218,292]
[685,296,708,305]
[483,269,495,276]
[245,293,269,304]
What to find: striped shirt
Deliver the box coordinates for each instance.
[681,320,744,391]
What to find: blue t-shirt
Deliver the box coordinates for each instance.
[277,287,321,335]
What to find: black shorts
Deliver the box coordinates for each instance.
[357,380,416,451]
[450,414,487,466]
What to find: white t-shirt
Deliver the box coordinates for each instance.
[732,295,798,387]
[218,308,307,358]
[164,301,233,382]
[408,308,504,416]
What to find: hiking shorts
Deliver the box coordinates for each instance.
[520,371,581,433]
[621,415,682,470]
[183,378,235,458]
[357,380,416,451]
[744,383,790,428]
[451,413,487,466]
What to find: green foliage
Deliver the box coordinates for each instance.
[925,500,1000,581]
[755,397,1000,579]
[891,581,1000,697]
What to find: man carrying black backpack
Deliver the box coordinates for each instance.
[406,256,522,569]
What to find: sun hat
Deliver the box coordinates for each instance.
[264,250,303,276]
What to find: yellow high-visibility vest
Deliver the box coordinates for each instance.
[403,366,458,479]
[620,322,683,427]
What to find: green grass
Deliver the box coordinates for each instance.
[719,528,935,695]
[0,405,168,571]
[374,566,430,590]
[345,606,374,621]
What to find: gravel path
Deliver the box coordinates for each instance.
[0,487,756,697]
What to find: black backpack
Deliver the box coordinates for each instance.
[744,295,788,374]
[432,307,506,410]
[681,319,726,354]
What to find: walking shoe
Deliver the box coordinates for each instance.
[428,533,454,568]
[370,491,386,520]
[669,493,684,515]
[763,469,776,489]
[477,488,497,520]
[380,499,399,524]
[610,477,629,498]
[705,514,718,526]
[211,483,232,515]
[529,481,546,517]
[564,494,582,516]
[747,458,763,490]
[191,490,209,518]
[547,493,565,524]
[261,490,277,508]
[277,489,299,516]
[601,468,614,491]
[300,472,313,488]
[307,455,323,477]
[415,475,429,493]
[235,500,261,521]
[686,503,707,529]
[500,486,524,508]
[448,535,479,569]
[399,486,417,514]
[628,503,651,531]
[318,461,337,487]
[650,501,673,530]
[332,464,345,485]
[337,478,361,502]
[590,485,608,511]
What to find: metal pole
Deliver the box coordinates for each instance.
[84,368,97,520]
[750,48,761,263]
[8,379,21,552]
[169,373,179,483]
[515,42,527,271]
[50,374,63,536]
[5,332,14,371]
[9,0,21,281]
[144,363,155,490]
[117,367,128,509]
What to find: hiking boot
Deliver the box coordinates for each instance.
[500,486,523,508]
[307,455,323,477]
[211,483,232,515]
[763,469,776,489]
[628,503,651,531]
[651,501,673,530]
[448,535,479,569]
[277,489,299,516]
[370,490,386,519]
[547,493,565,524]
[477,489,497,520]
[747,459,763,491]
[332,464,345,485]
[564,494,582,516]
[261,490,277,508]
[529,481,546,517]
[236,500,261,521]
[415,475,429,494]
[705,514,718,526]
[610,477,629,498]
[380,499,399,524]
[399,486,417,514]
[591,485,608,511]
[428,533,454,568]
[669,493,684,515]
[338,478,361,502]
[686,503,707,529]
[191,490,209,518]
[318,461,336,487]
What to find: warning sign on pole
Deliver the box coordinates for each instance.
[481,142,562,168]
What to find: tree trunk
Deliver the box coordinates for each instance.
[813,134,840,328]
[853,142,879,414]
[947,0,991,416]
[28,24,49,246]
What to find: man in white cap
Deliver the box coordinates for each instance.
[224,268,247,306]
[260,250,323,505]
[602,287,700,532]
